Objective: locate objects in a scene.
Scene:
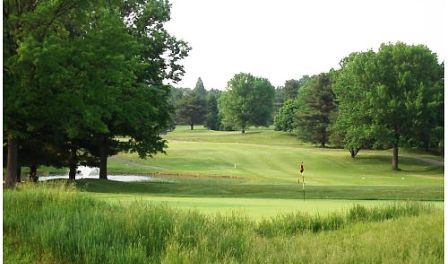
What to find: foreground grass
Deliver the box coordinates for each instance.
[4,184,443,264]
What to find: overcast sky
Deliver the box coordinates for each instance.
[165,0,445,90]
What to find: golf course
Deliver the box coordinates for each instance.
[4,1,445,262]
[4,126,444,263]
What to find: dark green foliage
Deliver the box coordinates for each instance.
[3,0,190,183]
[283,79,300,99]
[282,76,311,100]
[219,73,275,133]
[274,99,298,132]
[205,93,221,130]
[295,73,336,147]
[176,78,209,130]
[193,77,207,98]
[273,86,285,115]
[177,90,207,130]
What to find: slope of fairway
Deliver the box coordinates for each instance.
[108,126,443,187]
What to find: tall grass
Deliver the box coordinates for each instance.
[4,183,443,264]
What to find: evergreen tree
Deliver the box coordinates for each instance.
[295,73,336,147]
[205,93,220,130]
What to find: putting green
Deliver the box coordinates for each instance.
[92,193,443,219]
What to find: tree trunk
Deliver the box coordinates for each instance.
[30,164,38,182]
[241,119,246,134]
[6,133,18,188]
[320,142,325,148]
[68,146,77,181]
[17,166,22,182]
[392,144,399,170]
[350,148,360,158]
[190,123,194,130]
[99,137,108,180]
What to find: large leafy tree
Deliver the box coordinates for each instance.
[4,0,93,187]
[4,0,190,185]
[295,73,336,147]
[333,43,443,169]
[331,52,376,158]
[219,73,275,133]
[93,0,190,179]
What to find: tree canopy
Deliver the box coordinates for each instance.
[3,0,190,186]
[219,73,275,133]
[295,73,336,147]
[333,42,443,169]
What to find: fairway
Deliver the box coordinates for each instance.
[108,126,443,187]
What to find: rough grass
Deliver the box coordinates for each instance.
[4,183,443,264]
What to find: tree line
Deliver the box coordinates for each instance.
[173,43,443,171]
[172,73,276,133]
[274,43,444,170]
[4,0,190,187]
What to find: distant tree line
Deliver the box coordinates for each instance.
[172,73,276,133]
[4,0,190,187]
[172,43,443,171]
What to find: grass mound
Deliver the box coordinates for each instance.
[4,183,443,264]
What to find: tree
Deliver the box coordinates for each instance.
[273,86,285,116]
[3,0,190,185]
[295,73,336,147]
[274,99,298,132]
[177,91,207,130]
[331,52,376,158]
[3,0,94,187]
[283,79,300,100]
[333,43,443,169]
[205,93,220,130]
[219,73,275,133]
[193,77,207,98]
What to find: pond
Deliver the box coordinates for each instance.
[38,166,157,182]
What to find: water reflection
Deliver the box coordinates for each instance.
[39,166,158,182]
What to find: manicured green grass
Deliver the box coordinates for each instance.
[76,179,444,201]
[108,126,443,188]
[4,184,443,264]
[75,179,442,219]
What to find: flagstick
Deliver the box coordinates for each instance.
[302,172,305,201]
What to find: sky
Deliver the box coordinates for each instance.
[165,0,446,90]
